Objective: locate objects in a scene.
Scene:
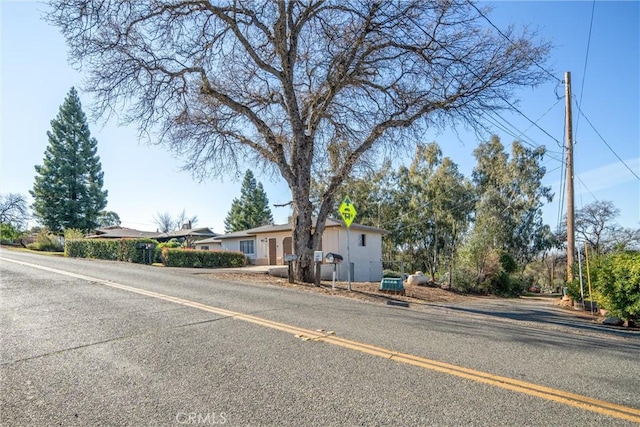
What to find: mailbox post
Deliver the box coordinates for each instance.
[325,252,343,290]
[284,254,298,283]
[313,251,323,286]
[136,243,154,265]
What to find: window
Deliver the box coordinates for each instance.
[358,234,366,247]
[201,246,209,251]
[239,240,255,254]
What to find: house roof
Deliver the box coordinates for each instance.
[88,226,219,240]
[215,230,253,240]
[216,218,387,239]
[87,226,161,239]
[194,236,222,245]
[323,217,388,234]
[158,227,217,240]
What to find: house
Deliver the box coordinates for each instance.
[157,227,217,246]
[205,219,386,282]
[193,236,223,251]
[86,226,162,239]
[88,226,217,247]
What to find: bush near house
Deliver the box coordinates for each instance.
[162,248,245,268]
[154,238,183,263]
[27,230,64,252]
[590,251,640,321]
[65,238,158,264]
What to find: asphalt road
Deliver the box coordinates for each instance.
[1,248,639,426]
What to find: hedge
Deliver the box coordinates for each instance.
[65,238,158,264]
[162,248,246,268]
[590,251,640,320]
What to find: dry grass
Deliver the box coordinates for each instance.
[207,271,473,306]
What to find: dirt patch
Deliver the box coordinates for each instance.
[206,271,473,306]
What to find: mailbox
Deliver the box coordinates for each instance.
[284,254,298,262]
[325,252,343,264]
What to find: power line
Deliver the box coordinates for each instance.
[467,0,561,84]
[481,110,564,164]
[556,135,566,233]
[575,176,626,230]
[521,98,564,145]
[573,100,640,181]
[575,0,596,141]
[404,12,562,159]
[501,98,563,148]
[464,1,569,153]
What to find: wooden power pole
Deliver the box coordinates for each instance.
[565,71,575,282]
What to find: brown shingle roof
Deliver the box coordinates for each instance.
[87,227,161,239]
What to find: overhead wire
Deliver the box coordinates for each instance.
[575,176,626,230]
[403,11,562,156]
[467,0,561,84]
[499,98,563,148]
[571,0,596,228]
[556,142,566,233]
[486,110,564,162]
[573,99,640,181]
[466,0,568,163]
[574,0,596,140]
[383,6,570,235]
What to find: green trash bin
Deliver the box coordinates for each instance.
[380,278,404,293]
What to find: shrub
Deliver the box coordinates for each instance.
[1,223,23,244]
[383,269,403,278]
[590,251,640,320]
[64,228,85,240]
[453,249,523,295]
[65,238,158,264]
[155,238,182,263]
[565,278,583,301]
[27,230,64,252]
[162,248,245,268]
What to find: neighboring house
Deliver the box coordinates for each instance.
[157,227,217,247]
[213,218,386,282]
[193,236,223,251]
[86,226,161,239]
[88,226,217,247]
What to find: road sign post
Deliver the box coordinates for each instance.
[339,196,357,291]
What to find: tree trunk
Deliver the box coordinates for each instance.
[292,198,314,283]
[290,134,317,283]
[289,151,331,283]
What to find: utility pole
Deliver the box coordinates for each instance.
[565,71,575,282]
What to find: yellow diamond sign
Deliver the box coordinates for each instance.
[339,196,357,228]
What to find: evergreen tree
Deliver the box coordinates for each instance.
[30,87,108,233]
[468,135,553,269]
[224,170,273,232]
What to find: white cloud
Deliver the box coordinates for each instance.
[575,157,640,194]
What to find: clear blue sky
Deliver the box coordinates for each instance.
[1,1,638,233]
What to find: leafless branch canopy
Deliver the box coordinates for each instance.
[47,0,551,279]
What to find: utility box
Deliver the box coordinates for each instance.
[325,252,343,264]
[380,278,404,294]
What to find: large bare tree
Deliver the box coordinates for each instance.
[47,0,550,282]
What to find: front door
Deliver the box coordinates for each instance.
[283,237,292,259]
[268,238,277,265]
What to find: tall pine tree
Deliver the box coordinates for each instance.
[224,170,273,232]
[31,87,108,233]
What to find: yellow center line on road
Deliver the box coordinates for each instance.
[4,257,640,423]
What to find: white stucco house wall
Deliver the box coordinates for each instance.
[193,237,223,251]
[212,218,386,282]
